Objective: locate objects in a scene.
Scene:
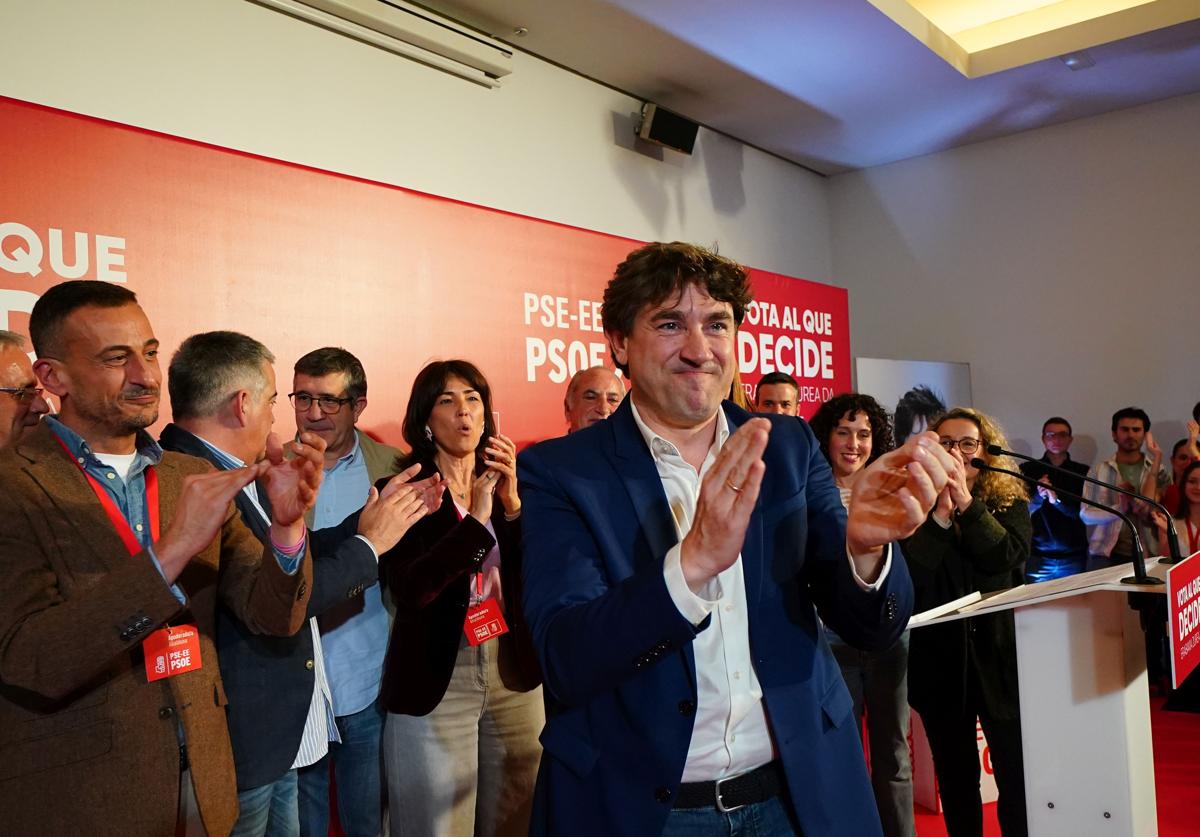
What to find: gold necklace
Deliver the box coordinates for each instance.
[448,477,471,502]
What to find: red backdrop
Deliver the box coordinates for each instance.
[0,96,850,446]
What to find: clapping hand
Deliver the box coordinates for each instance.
[846,432,956,560]
[261,431,326,529]
[484,434,520,515]
[679,419,770,594]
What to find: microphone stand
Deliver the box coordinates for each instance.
[987,444,1182,565]
[971,458,1163,587]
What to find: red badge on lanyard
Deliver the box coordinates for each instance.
[55,435,203,679]
[143,624,203,681]
[464,573,508,646]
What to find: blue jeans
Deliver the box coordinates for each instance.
[829,631,913,837]
[661,796,801,837]
[232,770,299,837]
[297,702,385,837]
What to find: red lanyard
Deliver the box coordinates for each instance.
[54,434,160,556]
[1186,519,1200,555]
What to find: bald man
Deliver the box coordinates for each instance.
[563,365,626,433]
[0,329,51,450]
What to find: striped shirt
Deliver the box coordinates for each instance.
[195,437,341,767]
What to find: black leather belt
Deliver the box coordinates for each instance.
[673,761,785,812]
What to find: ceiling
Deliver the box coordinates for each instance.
[418,0,1200,175]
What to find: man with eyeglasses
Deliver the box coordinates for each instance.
[1018,417,1089,582]
[0,329,51,450]
[289,347,401,837]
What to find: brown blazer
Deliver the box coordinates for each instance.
[0,424,312,837]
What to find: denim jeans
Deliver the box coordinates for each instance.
[232,770,300,837]
[297,702,385,837]
[661,795,801,837]
[829,631,914,837]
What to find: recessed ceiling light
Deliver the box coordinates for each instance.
[1060,50,1096,71]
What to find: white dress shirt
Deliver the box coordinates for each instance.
[630,401,889,782]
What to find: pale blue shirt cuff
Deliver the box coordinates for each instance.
[272,534,307,576]
[847,542,891,593]
[663,543,722,626]
[354,534,380,562]
[145,543,188,605]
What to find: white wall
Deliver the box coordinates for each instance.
[0,0,831,282]
[831,93,1200,463]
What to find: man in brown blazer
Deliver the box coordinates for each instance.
[0,280,325,836]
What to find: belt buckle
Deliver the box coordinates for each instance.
[714,774,745,814]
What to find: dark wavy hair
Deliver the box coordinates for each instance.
[397,359,496,476]
[1176,460,1200,521]
[894,384,945,445]
[808,393,894,467]
[602,242,752,376]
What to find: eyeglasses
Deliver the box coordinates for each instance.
[938,437,981,455]
[288,392,354,414]
[1043,431,1071,440]
[0,386,43,404]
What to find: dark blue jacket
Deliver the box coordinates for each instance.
[517,400,913,837]
[158,423,380,790]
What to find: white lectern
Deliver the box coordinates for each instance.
[909,555,1194,837]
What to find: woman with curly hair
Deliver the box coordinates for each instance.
[904,407,1030,837]
[809,393,913,837]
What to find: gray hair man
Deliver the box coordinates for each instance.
[159,331,429,836]
[564,365,626,433]
[0,329,51,449]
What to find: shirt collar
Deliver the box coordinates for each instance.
[193,434,246,469]
[44,415,163,468]
[629,398,730,463]
[327,430,362,472]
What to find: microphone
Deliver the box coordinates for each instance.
[971,458,1163,587]
[986,444,1182,565]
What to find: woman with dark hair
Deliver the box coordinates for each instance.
[1155,459,1200,556]
[379,360,542,837]
[1161,425,1199,516]
[809,393,913,837]
[904,407,1030,837]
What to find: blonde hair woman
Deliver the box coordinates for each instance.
[903,407,1031,837]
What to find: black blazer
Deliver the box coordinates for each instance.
[158,423,380,790]
[378,473,541,717]
[903,496,1031,722]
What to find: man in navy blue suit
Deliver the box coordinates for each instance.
[518,242,957,837]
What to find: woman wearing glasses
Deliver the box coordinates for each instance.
[377,359,542,837]
[903,407,1031,837]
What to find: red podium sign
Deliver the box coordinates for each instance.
[1167,552,1200,689]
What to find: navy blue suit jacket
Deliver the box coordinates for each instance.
[517,400,913,837]
[158,423,380,790]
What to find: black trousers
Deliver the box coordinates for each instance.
[917,674,1027,837]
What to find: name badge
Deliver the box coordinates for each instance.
[144,624,203,681]
[464,600,508,646]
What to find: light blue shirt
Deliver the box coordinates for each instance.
[44,416,190,603]
[46,417,304,599]
[313,435,390,717]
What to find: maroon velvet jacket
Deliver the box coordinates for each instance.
[378,482,540,716]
